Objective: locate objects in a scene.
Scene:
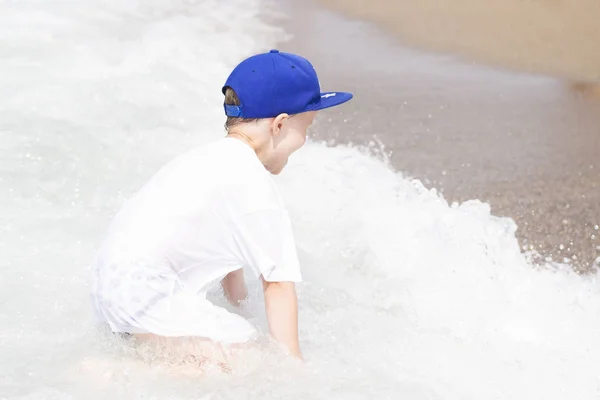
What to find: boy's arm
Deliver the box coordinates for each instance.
[261,278,302,359]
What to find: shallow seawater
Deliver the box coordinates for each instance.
[1,0,599,399]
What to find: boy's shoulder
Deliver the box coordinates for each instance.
[206,140,284,214]
[172,138,275,197]
[196,138,257,165]
[161,138,256,176]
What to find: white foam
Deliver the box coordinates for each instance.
[1,0,599,399]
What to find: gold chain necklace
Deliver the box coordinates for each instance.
[226,130,256,145]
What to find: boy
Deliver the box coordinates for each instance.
[91,49,353,359]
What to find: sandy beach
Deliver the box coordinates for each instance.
[316,0,600,83]
[275,0,600,271]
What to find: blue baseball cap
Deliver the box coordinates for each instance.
[222,49,353,118]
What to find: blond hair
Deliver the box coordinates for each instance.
[224,87,259,131]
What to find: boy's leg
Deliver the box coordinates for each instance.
[111,282,257,366]
[221,268,247,306]
[131,333,233,372]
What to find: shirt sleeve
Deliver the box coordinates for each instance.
[231,208,302,283]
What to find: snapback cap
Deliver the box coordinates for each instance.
[222,49,353,119]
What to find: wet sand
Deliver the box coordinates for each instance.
[273,0,600,271]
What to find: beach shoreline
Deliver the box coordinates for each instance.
[314,0,600,84]
[271,0,600,271]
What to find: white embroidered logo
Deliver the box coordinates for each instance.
[321,93,336,99]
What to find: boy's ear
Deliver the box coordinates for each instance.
[271,113,290,136]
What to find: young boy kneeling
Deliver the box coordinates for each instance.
[91,49,353,359]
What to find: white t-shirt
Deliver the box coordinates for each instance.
[91,138,301,335]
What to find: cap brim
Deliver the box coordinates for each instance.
[309,91,353,112]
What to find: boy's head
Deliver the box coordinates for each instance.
[221,49,353,174]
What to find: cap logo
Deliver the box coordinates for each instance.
[321,93,337,99]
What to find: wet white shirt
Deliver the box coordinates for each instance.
[91,137,302,339]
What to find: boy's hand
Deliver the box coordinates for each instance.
[261,279,302,359]
[221,269,248,306]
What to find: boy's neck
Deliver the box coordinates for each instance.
[226,131,256,149]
